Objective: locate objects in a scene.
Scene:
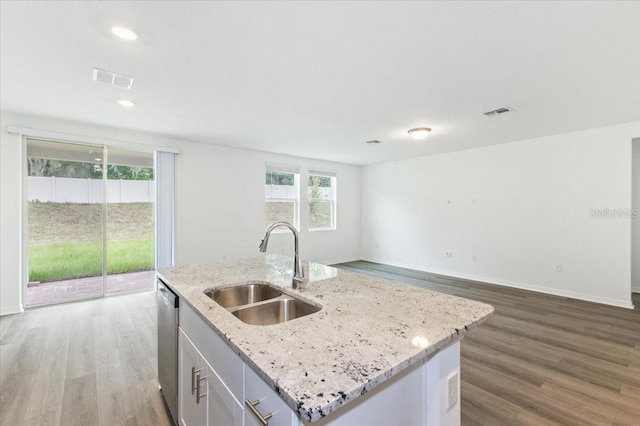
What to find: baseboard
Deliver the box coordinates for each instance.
[0,304,23,316]
[360,257,635,310]
[323,257,361,266]
[632,285,640,294]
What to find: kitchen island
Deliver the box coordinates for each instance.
[158,255,493,425]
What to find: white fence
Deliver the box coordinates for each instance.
[28,176,155,203]
[265,185,333,199]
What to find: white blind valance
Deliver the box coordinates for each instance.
[308,170,337,177]
[265,163,300,175]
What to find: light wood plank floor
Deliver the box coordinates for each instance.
[0,291,172,426]
[2,265,639,426]
[336,261,640,426]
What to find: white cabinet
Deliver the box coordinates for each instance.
[179,328,243,426]
[206,361,243,426]
[179,303,297,426]
[244,364,299,426]
[178,329,206,426]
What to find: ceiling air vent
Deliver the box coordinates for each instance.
[92,68,134,89]
[483,106,512,117]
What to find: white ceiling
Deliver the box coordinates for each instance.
[1,1,639,165]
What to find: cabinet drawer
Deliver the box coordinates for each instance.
[180,302,243,400]
[203,358,243,426]
[244,365,298,426]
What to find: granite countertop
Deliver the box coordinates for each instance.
[158,255,494,422]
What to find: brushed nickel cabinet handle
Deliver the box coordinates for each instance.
[245,399,273,426]
[196,372,207,404]
[191,367,201,395]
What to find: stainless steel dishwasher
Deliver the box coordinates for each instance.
[157,278,179,425]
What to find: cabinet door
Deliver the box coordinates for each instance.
[244,365,299,426]
[205,361,243,426]
[178,329,207,426]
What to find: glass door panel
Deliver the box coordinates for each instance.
[25,138,105,306]
[105,148,155,294]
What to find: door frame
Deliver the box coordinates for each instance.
[21,135,157,308]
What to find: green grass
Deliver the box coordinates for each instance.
[29,239,154,282]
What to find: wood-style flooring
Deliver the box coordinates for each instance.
[337,261,640,426]
[0,291,171,426]
[1,263,639,425]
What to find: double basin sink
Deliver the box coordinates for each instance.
[204,282,321,326]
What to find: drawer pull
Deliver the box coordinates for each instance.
[191,367,201,394]
[196,372,207,404]
[245,399,273,425]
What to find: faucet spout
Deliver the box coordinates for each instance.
[259,221,304,287]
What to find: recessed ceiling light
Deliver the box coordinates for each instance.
[117,99,135,108]
[94,158,102,162]
[407,127,432,140]
[111,26,138,41]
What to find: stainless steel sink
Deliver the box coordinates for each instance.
[232,298,321,326]
[205,283,282,308]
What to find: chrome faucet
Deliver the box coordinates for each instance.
[259,221,304,288]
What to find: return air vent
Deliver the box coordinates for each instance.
[483,106,512,117]
[92,68,134,89]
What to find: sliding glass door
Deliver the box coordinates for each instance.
[25,138,156,306]
[26,139,105,305]
[105,148,155,295]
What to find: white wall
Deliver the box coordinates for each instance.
[633,139,640,294]
[361,122,640,308]
[0,112,361,315]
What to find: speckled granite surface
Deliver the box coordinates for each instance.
[158,255,494,422]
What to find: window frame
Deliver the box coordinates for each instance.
[308,172,337,232]
[265,168,300,230]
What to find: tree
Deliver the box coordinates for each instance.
[266,171,294,185]
[27,158,154,180]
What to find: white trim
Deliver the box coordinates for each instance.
[6,125,180,154]
[632,285,640,294]
[20,136,27,312]
[323,256,361,265]
[0,304,24,316]
[361,257,636,310]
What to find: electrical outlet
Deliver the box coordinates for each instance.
[555,264,563,272]
[446,251,453,258]
[472,254,477,262]
[447,372,458,409]
[472,198,477,206]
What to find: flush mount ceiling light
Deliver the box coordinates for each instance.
[407,127,432,140]
[111,26,138,41]
[117,99,135,108]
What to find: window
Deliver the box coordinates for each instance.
[308,172,336,231]
[265,166,299,228]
